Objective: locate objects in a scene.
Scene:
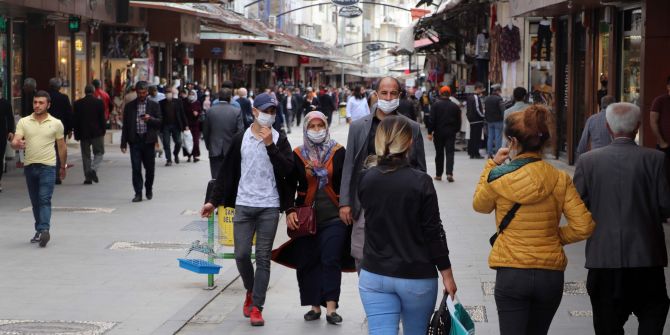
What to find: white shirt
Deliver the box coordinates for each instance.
[236,127,281,208]
[346,96,371,122]
[286,96,292,110]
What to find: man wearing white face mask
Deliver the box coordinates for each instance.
[201,93,293,327]
[339,76,427,271]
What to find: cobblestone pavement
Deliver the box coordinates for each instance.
[0,117,668,335]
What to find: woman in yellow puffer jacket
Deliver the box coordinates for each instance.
[473,105,595,335]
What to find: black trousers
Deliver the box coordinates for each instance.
[537,25,552,61]
[468,123,484,157]
[587,267,670,335]
[296,108,304,127]
[209,155,223,180]
[294,218,347,307]
[476,58,489,84]
[0,137,6,181]
[495,267,564,335]
[434,133,456,176]
[129,139,156,196]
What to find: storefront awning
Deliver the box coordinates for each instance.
[415,36,439,49]
[200,31,283,45]
[274,47,330,60]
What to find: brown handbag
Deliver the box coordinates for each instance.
[288,202,317,239]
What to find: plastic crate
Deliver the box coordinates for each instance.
[178,258,222,274]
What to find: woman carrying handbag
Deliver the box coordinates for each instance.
[358,116,457,335]
[272,111,354,325]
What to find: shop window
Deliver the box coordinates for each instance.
[620,8,642,106]
[74,33,87,100]
[57,37,72,98]
[596,20,609,109]
[11,22,23,116]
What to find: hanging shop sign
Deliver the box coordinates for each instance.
[366,43,383,51]
[332,0,360,6]
[102,28,150,59]
[339,6,363,18]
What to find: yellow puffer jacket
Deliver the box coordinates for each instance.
[473,153,595,271]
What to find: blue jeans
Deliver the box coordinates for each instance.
[24,164,56,232]
[487,121,504,156]
[359,270,438,335]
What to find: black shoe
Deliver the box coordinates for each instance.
[91,170,99,183]
[193,157,200,163]
[132,195,142,202]
[30,232,40,243]
[83,180,93,185]
[55,179,62,185]
[187,156,192,162]
[146,191,153,200]
[165,161,172,167]
[304,310,321,321]
[326,312,343,325]
[174,156,180,164]
[38,230,50,247]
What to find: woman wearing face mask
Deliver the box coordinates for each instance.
[473,105,594,335]
[272,111,354,325]
[184,89,202,162]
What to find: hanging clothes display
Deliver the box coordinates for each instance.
[500,23,521,90]
[536,18,552,61]
[475,31,490,84]
[489,24,503,85]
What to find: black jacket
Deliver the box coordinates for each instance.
[159,98,187,131]
[121,98,162,147]
[281,95,299,114]
[318,93,335,113]
[466,94,485,123]
[428,98,461,136]
[209,130,294,212]
[359,165,451,279]
[303,96,320,116]
[484,93,506,123]
[238,97,253,129]
[47,89,73,135]
[73,95,106,141]
[0,98,14,137]
[397,98,418,121]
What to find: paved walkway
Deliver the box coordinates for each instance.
[0,116,667,335]
[176,119,670,335]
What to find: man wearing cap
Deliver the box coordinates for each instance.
[200,93,293,327]
[427,86,461,182]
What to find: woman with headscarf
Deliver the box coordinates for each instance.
[184,89,202,162]
[272,111,354,325]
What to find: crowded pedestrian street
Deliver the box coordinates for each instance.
[0,118,665,334]
[2,0,670,335]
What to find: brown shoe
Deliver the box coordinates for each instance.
[447,175,454,182]
[434,176,442,181]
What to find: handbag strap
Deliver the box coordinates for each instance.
[497,203,521,236]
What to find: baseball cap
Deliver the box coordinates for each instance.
[253,93,278,111]
[439,86,451,95]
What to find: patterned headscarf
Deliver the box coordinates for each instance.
[301,111,337,189]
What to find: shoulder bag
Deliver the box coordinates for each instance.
[287,202,317,239]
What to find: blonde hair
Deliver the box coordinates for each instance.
[374,116,412,159]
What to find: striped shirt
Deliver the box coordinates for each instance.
[136,100,147,135]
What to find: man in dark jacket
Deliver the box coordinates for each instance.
[203,88,243,178]
[574,102,670,335]
[397,90,418,121]
[159,87,187,166]
[318,86,335,127]
[292,87,304,127]
[0,79,14,191]
[200,93,292,327]
[47,77,73,184]
[466,82,486,159]
[427,86,461,182]
[237,87,253,129]
[73,85,106,184]
[120,81,162,202]
[281,89,298,134]
[484,84,506,158]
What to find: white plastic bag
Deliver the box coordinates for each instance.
[182,130,194,154]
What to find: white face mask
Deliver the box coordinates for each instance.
[377,98,399,114]
[256,111,275,127]
[307,129,327,144]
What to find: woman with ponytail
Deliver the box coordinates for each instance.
[357,116,457,335]
[473,105,595,335]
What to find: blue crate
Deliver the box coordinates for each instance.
[178,258,222,274]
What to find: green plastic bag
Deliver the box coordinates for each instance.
[446,296,475,335]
